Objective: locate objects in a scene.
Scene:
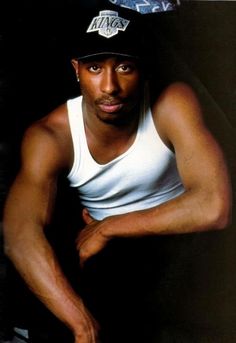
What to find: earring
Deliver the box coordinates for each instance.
[77,76,80,82]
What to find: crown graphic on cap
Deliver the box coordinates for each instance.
[71,3,144,60]
[87,10,130,38]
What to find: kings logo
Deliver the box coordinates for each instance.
[87,10,130,38]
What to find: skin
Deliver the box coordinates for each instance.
[3,55,232,343]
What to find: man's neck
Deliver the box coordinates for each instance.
[82,101,141,164]
[82,101,140,144]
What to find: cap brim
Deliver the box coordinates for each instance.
[77,51,140,61]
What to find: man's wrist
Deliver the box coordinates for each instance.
[101,212,134,239]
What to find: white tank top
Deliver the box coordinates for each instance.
[67,95,184,220]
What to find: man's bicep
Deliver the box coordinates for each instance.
[4,125,61,234]
[174,121,232,228]
[4,168,57,239]
[158,83,230,191]
[176,112,228,191]
[20,122,65,179]
[175,126,228,192]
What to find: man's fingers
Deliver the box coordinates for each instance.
[82,208,94,224]
[79,248,91,268]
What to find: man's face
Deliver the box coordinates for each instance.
[72,56,143,125]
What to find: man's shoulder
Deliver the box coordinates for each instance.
[151,82,196,109]
[150,82,203,146]
[21,102,73,171]
[40,102,69,131]
[25,103,69,141]
[151,81,202,124]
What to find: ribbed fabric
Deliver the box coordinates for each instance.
[67,94,184,220]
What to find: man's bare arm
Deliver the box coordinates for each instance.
[3,120,99,343]
[77,83,232,264]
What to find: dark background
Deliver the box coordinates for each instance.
[0,1,235,341]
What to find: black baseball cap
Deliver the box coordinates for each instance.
[73,3,144,60]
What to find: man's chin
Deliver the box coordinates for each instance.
[96,111,129,126]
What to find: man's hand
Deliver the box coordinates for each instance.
[76,209,110,267]
[74,307,100,343]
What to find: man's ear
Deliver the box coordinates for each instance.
[71,59,80,80]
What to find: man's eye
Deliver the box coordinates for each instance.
[117,64,134,73]
[88,65,101,73]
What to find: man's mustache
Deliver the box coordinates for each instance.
[95,97,127,106]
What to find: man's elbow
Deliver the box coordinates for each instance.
[208,195,232,231]
[3,227,24,263]
[4,239,19,261]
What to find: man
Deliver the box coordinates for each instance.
[3,3,232,343]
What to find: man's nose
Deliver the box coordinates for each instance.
[101,70,120,95]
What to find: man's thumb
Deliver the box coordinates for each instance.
[82,208,94,224]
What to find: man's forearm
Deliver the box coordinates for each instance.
[4,225,97,340]
[105,189,231,238]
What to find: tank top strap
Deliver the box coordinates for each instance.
[67,96,85,181]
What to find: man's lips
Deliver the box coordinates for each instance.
[98,102,124,113]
